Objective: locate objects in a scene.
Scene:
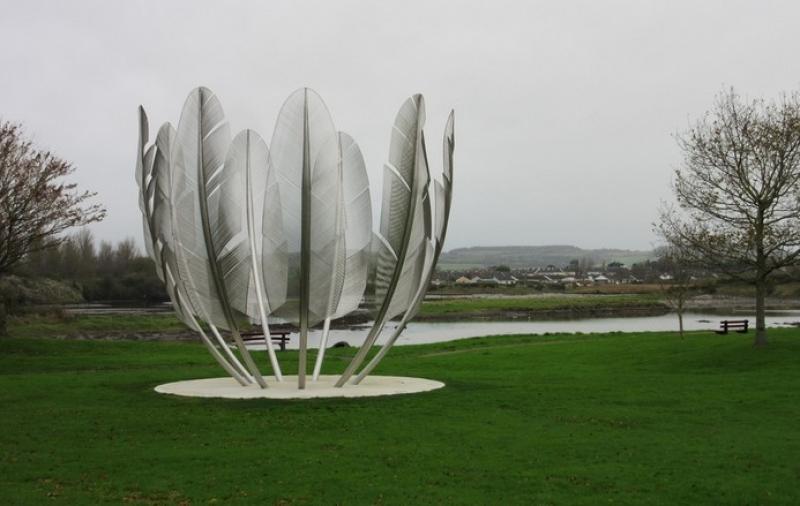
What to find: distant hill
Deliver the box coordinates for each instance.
[438,245,655,270]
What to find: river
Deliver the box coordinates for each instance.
[244,310,800,350]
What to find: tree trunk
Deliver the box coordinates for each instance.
[753,207,768,347]
[0,301,6,337]
[754,277,767,347]
[677,294,684,339]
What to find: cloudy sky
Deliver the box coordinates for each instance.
[1,0,798,252]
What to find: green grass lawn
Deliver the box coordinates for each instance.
[1,329,799,504]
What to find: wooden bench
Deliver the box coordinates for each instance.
[240,330,292,351]
[716,319,749,335]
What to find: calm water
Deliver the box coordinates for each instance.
[247,310,800,350]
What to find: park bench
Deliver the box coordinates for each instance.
[716,319,749,335]
[240,329,292,351]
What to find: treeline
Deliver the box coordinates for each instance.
[17,229,166,303]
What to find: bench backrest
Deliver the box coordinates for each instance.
[720,320,748,328]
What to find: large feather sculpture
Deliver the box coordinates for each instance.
[171,87,268,388]
[311,132,372,381]
[335,95,430,387]
[353,111,455,383]
[137,87,454,392]
[270,88,337,389]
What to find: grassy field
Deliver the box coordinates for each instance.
[431,284,554,296]
[418,293,664,319]
[2,328,799,504]
[714,281,800,299]
[6,312,188,338]
[5,294,667,337]
[569,283,666,295]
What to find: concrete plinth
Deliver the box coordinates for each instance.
[154,375,445,399]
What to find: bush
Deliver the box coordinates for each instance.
[80,272,167,303]
[0,275,84,312]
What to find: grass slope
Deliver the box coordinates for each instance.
[1,329,799,504]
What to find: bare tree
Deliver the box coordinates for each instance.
[75,228,95,261]
[656,246,693,338]
[96,240,115,276]
[59,238,81,279]
[73,228,96,278]
[658,89,800,346]
[113,238,138,275]
[0,121,105,275]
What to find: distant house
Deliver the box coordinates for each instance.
[431,271,455,287]
[526,268,567,285]
[495,272,518,286]
[592,275,610,285]
[454,276,475,285]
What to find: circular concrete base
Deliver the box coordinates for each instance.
[154,375,445,400]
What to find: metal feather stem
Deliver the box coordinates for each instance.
[142,117,252,384]
[229,129,284,381]
[311,134,345,381]
[136,107,162,281]
[353,111,454,383]
[158,122,254,382]
[173,87,267,388]
[308,133,371,381]
[298,91,312,389]
[334,95,429,387]
[271,88,338,389]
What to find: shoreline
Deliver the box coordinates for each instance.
[7,293,799,342]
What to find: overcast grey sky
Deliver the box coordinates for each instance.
[1,0,798,252]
